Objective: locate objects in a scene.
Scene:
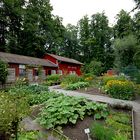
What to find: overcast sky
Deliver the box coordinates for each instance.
[50,0,136,26]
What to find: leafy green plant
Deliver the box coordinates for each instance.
[36,96,108,129]
[9,85,49,96]
[106,112,132,139]
[0,92,29,139]
[66,82,90,90]
[18,131,48,140]
[106,113,132,132]
[113,133,128,140]
[90,122,115,140]
[28,92,60,105]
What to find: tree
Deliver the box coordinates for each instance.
[20,0,54,57]
[133,11,140,43]
[60,24,80,60]
[78,15,93,63]
[0,59,8,85]
[114,10,133,38]
[83,60,103,76]
[0,0,25,53]
[133,0,140,9]
[134,50,140,69]
[46,16,66,55]
[113,35,138,70]
[90,12,114,71]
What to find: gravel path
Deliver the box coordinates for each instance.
[49,85,140,140]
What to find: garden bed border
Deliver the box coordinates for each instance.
[132,109,135,140]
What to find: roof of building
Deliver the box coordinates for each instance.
[0,52,57,67]
[47,54,83,65]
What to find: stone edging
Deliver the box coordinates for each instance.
[132,109,135,140]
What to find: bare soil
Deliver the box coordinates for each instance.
[62,116,94,140]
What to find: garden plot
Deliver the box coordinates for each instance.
[0,84,134,140]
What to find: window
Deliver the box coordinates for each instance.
[58,70,63,75]
[19,65,26,77]
[34,69,39,76]
[69,71,73,75]
[51,70,56,74]
[69,71,76,75]
[73,71,76,75]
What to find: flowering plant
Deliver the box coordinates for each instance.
[105,80,135,100]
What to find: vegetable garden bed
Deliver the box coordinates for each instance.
[30,104,133,140]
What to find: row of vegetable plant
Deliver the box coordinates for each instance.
[90,111,132,140]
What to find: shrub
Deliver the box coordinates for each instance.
[66,82,90,90]
[61,74,84,87]
[101,75,126,86]
[46,74,61,83]
[0,60,8,85]
[105,80,135,100]
[83,60,103,76]
[82,73,95,82]
[0,92,29,139]
[90,122,115,140]
[15,78,29,87]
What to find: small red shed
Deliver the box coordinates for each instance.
[43,54,83,76]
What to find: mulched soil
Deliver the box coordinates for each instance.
[62,116,94,140]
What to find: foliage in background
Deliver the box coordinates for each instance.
[113,35,138,70]
[83,60,103,76]
[0,60,8,85]
[122,65,140,84]
[105,80,135,100]
[113,10,133,39]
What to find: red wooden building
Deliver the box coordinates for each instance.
[0,52,83,82]
[0,52,57,82]
[43,54,83,76]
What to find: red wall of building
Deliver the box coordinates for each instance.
[9,63,19,77]
[44,67,58,75]
[58,62,82,76]
[43,54,82,76]
[43,54,58,64]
